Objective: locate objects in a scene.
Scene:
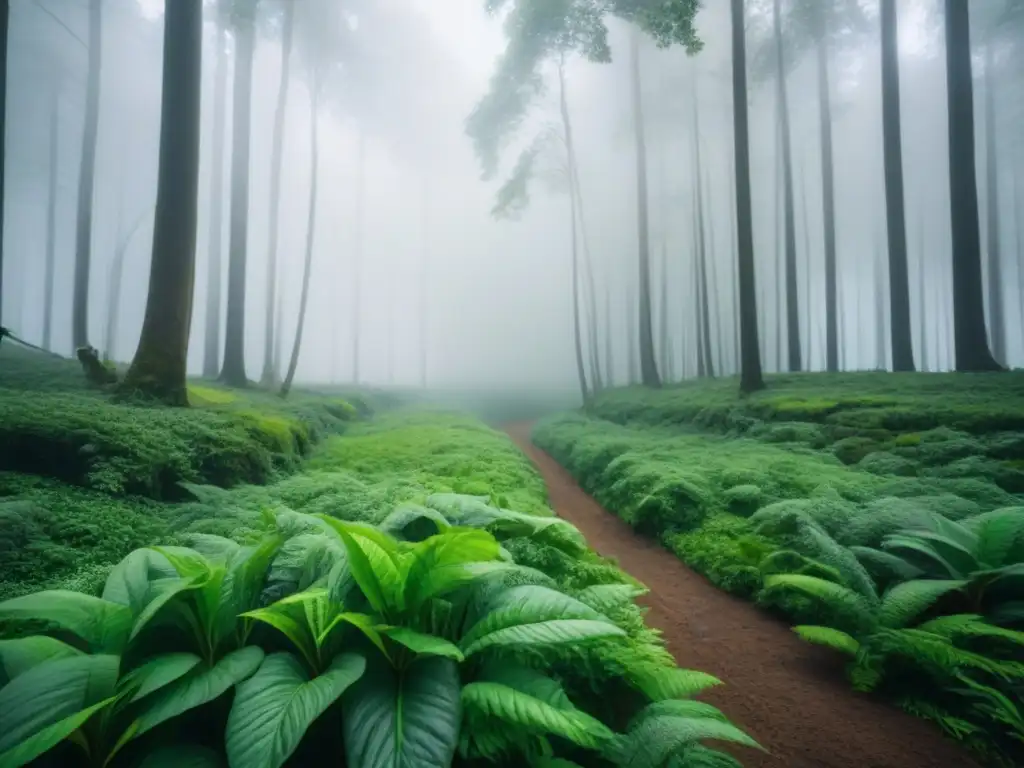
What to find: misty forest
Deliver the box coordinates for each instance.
[1,0,1024,767]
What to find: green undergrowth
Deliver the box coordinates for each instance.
[533,374,1024,765]
[0,346,360,500]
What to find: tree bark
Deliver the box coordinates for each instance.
[203,12,228,379]
[72,0,102,350]
[120,0,202,405]
[559,63,590,405]
[261,0,295,386]
[879,0,915,372]
[944,0,1001,371]
[0,0,7,325]
[43,89,58,352]
[629,29,661,388]
[816,15,839,373]
[983,42,1005,365]
[220,11,256,387]
[280,79,319,398]
[773,0,801,371]
[352,131,365,384]
[731,0,765,393]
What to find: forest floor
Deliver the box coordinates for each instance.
[507,423,978,768]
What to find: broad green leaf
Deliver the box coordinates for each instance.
[212,535,284,646]
[461,585,608,649]
[226,652,365,768]
[137,745,225,767]
[762,574,878,625]
[134,647,264,737]
[0,697,115,768]
[0,637,82,682]
[343,655,460,768]
[380,627,464,661]
[0,654,120,760]
[403,529,502,609]
[462,681,613,750]
[331,527,400,614]
[149,546,212,581]
[321,612,389,660]
[475,660,572,708]
[241,607,316,669]
[103,548,174,612]
[464,619,624,657]
[130,577,203,641]
[576,584,647,613]
[0,591,131,653]
[627,666,721,701]
[120,653,203,703]
[627,699,730,730]
[793,626,861,656]
[879,579,968,629]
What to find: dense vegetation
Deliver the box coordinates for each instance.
[533,372,1024,765]
[0,348,758,767]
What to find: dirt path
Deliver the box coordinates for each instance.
[505,423,979,768]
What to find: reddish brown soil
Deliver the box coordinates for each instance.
[505,423,980,768]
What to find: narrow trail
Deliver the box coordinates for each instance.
[505,423,979,768]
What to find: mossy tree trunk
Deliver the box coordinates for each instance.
[943,0,1002,372]
[121,0,202,406]
[261,0,295,387]
[72,0,102,350]
[43,88,58,352]
[773,0,801,372]
[879,0,915,372]
[220,8,257,388]
[281,78,319,398]
[629,29,661,389]
[731,0,765,394]
[203,11,229,379]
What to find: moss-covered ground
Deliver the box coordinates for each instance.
[532,371,1024,765]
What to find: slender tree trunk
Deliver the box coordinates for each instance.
[352,131,365,383]
[120,0,202,405]
[800,154,812,368]
[659,239,671,380]
[629,30,661,387]
[220,13,256,387]
[874,225,888,370]
[729,154,740,375]
[567,117,602,392]
[944,0,1001,371]
[879,0,915,371]
[1015,168,1023,343]
[918,220,929,371]
[604,284,614,386]
[261,1,295,386]
[0,0,7,324]
[627,285,639,384]
[983,42,1005,365]
[773,0,801,371]
[698,167,715,378]
[202,15,228,378]
[72,0,102,350]
[774,116,784,372]
[815,22,839,373]
[731,0,765,393]
[693,192,706,379]
[43,89,59,351]
[281,82,319,397]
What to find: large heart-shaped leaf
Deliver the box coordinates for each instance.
[134,647,264,737]
[0,654,120,765]
[226,652,366,768]
[343,655,460,768]
[103,549,175,612]
[0,591,131,653]
[0,637,82,682]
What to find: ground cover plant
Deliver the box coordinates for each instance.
[532,373,1024,765]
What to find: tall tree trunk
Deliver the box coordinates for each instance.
[72,0,102,350]
[352,131,365,384]
[691,92,714,378]
[800,154,812,368]
[983,42,1005,365]
[604,284,614,386]
[560,64,590,405]
[773,0,801,371]
[281,82,319,397]
[729,154,740,375]
[731,0,765,393]
[1015,167,1023,340]
[202,14,228,378]
[918,220,929,371]
[0,0,7,325]
[874,225,888,370]
[774,115,784,372]
[43,89,59,351]
[629,29,661,387]
[261,0,295,386]
[626,285,639,384]
[659,239,671,380]
[879,0,915,372]
[120,0,202,405]
[944,0,1001,371]
[816,18,839,373]
[220,12,256,387]
[693,192,706,379]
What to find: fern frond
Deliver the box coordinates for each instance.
[627,699,729,731]
[667,745,744,768]
[878,579,968,629]
[605,712,761,767]
[881,534,963,579]
[917,614,1024,647]
[576,584,647,614]
[966,508,1024,567]
[762,574,878,625]
[876,628,1024,681]
[627,665,722,701]
[792,625,860,656]
[850,546,923,584]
